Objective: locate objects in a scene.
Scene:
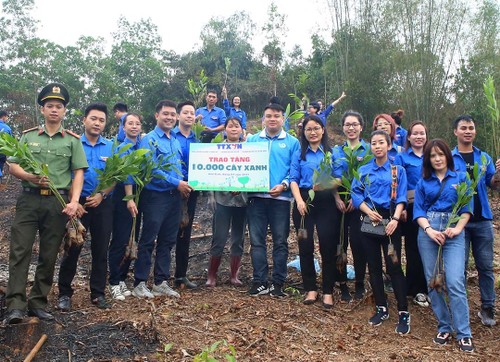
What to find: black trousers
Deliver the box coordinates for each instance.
[175,191,199,279]
[362,209,408,311]
[292,189,337,294]
[58,197,113,300]
[333,207,366,285]
[401,204,427,296]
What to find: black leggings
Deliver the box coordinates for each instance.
[361,209,408,311]
[292,189,338,294]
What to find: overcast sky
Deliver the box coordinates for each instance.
[33,0,332,56]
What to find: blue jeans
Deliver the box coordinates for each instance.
[134,189,181,286]
[418,211,471,339]
[247,197,290,285]
[465,220,495,309]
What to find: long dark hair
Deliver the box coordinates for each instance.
[422,139,454,179]
[300,115,331,160]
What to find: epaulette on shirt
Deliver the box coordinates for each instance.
[22,126,40,134]
[65,129,81,139]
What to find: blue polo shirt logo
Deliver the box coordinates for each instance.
[279,143,286,148]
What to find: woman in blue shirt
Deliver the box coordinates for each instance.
[394,121,429,307]
[108,113,142,301]
[413,139,474,352]
[332,111,370,301]
[290,115,337,308]
[351,130,410,334]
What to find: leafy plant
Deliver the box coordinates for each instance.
[193,340,236,362]
[285,92,306,133]
[188,69,208,109]
[483,76,499,159]
[223,57,231,89]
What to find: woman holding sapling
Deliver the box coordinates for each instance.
[394,121,429,308]
[206,117,248,287]
[108,113,143,301]
[351,130,410,334]
[332,110,371,301]
[413,139,474,352]
[290,115,337,309]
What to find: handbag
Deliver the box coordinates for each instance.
[360,165,397,236]
[360,216,388,235]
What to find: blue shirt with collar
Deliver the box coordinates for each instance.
[413,169,472,220]
[290,145,333,188]
[394,126,408,148]
[80,134,114,197]
[388,142,402,163]
[394,148,423,190]
[351,159,408,210]
[0,120,12,135]
[332,139,370,179]
[139,126,183,192]
[318,104,334,125]
[172,126,198,181]
[222,99,247,129]
[246,128,300,201]
[452,145,495,220]
[195,106,227,134]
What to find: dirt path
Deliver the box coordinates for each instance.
[1,176,499,361]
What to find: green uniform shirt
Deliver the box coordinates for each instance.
[9,125,88,189]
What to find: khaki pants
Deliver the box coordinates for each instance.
[6,192,67,311]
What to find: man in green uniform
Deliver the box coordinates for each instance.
[3,83,88,324]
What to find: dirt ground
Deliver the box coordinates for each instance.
[0,168,499,361]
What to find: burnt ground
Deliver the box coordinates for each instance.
[0,170,500,361]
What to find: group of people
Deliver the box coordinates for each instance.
[2,83,499,354]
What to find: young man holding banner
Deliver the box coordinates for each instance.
[245,103,300,297]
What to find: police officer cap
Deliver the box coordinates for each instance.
[37,83,70,106]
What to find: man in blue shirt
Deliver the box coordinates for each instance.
[132,99,193,299]
[392,110,408,149]
[452,114,499,327]
[113,102,128,142]
[173,101,199,289]
[57,102,115,311]
[195,90,226,143]
[246,103,300,297]
[0,110,13,180]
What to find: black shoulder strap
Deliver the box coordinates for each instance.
[428,179,447,209]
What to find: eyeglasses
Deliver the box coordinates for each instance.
[343,123,360,129]
[304,126,322,133]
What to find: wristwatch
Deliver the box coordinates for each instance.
[99,191,108,200]
[281,182,288,191]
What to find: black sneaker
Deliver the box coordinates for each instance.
[478,306,496,327]
[395,311,410,335]
[248,282,269,296]
[433,332,451,345]
[269,284,287,298]
[458,337,475,353]
[340,283,352,302]
[369,305,389,326]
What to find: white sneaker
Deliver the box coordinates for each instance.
[109,284,125,301]
[119,281,132,297]
[413,293,430,307]
[152,281,180,298]
[132,282,154,299]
